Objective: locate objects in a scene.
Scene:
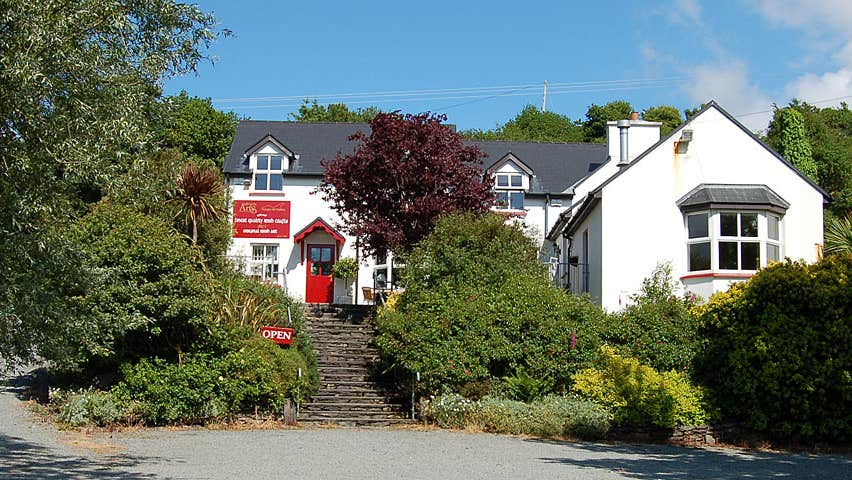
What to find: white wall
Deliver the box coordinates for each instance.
[596,106,824,310]
[228,154,376,304]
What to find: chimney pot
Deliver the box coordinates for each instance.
[630,111,639,121]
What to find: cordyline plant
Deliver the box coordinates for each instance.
[171,163,226,244]
[318,111,494,256]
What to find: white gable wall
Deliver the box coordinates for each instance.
[596,106,824,310]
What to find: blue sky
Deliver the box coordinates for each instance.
[166,0,852,132]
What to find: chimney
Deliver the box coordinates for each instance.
[617,119,631,167]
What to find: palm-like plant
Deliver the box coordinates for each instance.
[171,163,226,244]
[825,215,852,255]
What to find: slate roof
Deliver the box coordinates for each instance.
[223,120,607,193]
[676,184,790,213]
[471,140,607,193]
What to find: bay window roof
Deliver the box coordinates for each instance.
[676,184,790,214]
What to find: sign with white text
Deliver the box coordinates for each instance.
[233,200,291,238]
[260,326,294,345]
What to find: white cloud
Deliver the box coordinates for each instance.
[682,61,773,131]
[753,1,852,106]
[787,67,852,104]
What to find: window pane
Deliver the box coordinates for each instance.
[510,175,522,187]
[496,175,508,187]
[720,213,738,236]
[719,241,738,269]
[321,248,331,262]
[267,246,278,259]
[495,192,508,209]
[310,248,321,262]
[257,156,268,170]
[269,173,283,190]
[742,242,759,269]
[767,243,780,263]
[252,245,264,259]
[768,215,779,240]
[688,242,710,271]
[741,213,758,237]
[321,262,331,276]
[509,192,524,210]
[255,174,267,190]
[687,213,708,239]
[270,155,282,170]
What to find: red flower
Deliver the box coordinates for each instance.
[464,369,471,376]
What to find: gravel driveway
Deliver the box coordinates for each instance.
[2,372,850,480]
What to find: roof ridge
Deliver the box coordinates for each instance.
[239,119,371,126]
[468,139,604,146]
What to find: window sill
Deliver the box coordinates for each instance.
[249,191,286,197]
[680,271,755,280]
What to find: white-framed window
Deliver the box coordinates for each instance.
[494,173,524,210]
[250,244,279,281]
[685,210,783,272]
[254,154,284,191]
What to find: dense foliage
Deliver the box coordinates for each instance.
[695,256,852,442]
[69,203,213,370]
[375,213,604,394]
[766,101,852,218]
[112,334,308,425]
[422,393,610,440]
[463,105,583,142]
[599,263,700,372]
[159,91,239,166]
[573,347,714,428]
[0,0,220,367]
[641,105,683,137]
[291,99,381,122]
[771,107,819,181]
[319,112,494,256]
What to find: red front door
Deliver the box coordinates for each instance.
[306,244,335,303]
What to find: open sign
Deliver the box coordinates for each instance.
[260,326,294,345]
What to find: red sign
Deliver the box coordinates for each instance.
[260,326,294,345]
[233,201,291,238]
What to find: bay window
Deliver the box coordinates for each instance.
[684,210,783,272]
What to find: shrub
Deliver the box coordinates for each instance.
[421,393,610,439]
[57,388,121,427]
[573,346,713,428]
[112,334,310,425]
[113,357,223,425]
[331,257,358,280]
[502,369,554,403]
[600,263,700,373]
[212,274,319,393]
[69,203,213,369]
[696,256,852,442]
[375,213,604,394]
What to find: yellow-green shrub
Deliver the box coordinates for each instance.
[572,346,713,427]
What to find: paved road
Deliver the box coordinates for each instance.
[2,373,850,480]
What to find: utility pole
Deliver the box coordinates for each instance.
[541,80,548,112]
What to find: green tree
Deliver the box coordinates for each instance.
[683,104,707,120]
[0,0,220,367]
[766,101,852,217]
[159,92,238,167]
[582,100,634,142]
[291,99,380,122]
[642,105,683,137]
[773,107,818,181]
[464,105,583,142]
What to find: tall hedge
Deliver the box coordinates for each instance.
[695,255,852,442]
[375,213,604,394]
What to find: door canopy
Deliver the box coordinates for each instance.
[293,217,346,263]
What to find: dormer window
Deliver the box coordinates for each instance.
[254,154,284,191]
[495,173,524,210]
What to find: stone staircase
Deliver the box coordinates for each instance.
[299,304,410,426]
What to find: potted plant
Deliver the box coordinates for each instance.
[331,257,358,304]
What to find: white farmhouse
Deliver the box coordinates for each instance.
[546,101,828,310]
[222,101,827,308]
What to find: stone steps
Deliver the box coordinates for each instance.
[300,304,410,427]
